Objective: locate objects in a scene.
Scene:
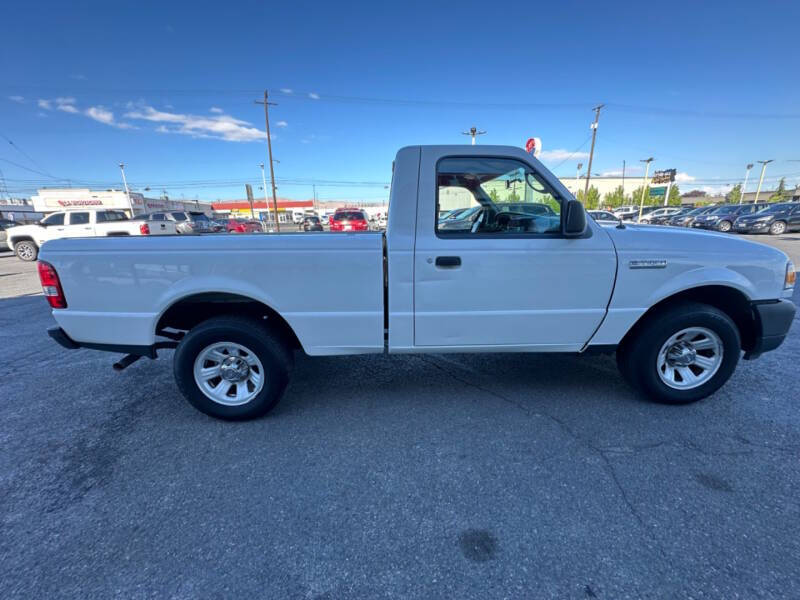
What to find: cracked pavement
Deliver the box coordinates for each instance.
[1,241,799,599]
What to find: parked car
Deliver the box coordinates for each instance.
[4,209,171,262]
[377,215,387,229]
[613,205,656,221]
[301,216,323,231]
[666,205,718,227]
[0,218,17,247]
[587,210,618,224]
[40,144,795,420]
[330,209,369,232]
[733,202,800,235]
[692,203,768,232]
[638,207,683,224]
[168,211,214,234]
[209,220,226,233]
[226,218,262,233]
[131,213,181,235]
[437,205,483,231]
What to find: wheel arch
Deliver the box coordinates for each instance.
[155,292,303,352]
[619,284,757,352]
[10,235,38,247]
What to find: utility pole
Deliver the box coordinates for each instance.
[583,104,604,196]
[637,157,654,221]
[740,163,753,204]
[461,126,486,145]
[753,160,772,204]
[575,162,583,196]
[118,162,134,216]
[259,162,274,229]
[255,90,281,232]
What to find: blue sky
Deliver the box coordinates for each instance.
[2,0,800,203]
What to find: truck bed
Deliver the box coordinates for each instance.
[39,232,386,355]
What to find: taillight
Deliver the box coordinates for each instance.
[37,261,67,309]
[139,222,150,235]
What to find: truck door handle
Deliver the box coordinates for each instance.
[435,256,461,268]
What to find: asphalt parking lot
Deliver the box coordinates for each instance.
[1,233,799,599]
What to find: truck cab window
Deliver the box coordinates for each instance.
[69,212,90,225]
[436,157,562,235]
[42,213,65,226]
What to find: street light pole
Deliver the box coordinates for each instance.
[753,160,773,204]
[461,127,486,145]
[118,163,134,216]
[575,162,583,196]
[740,163,753,204]
[637,157,654,222]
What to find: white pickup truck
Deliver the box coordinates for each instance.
[39,145,796,420]
[6,208,177,261]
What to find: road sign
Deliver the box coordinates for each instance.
[652,169,676,184]
[650,186,667,197]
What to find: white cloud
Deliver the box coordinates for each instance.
[674,172,696,183]
[85,105,136,129]
[209,107,223,113]
[308,92,320,100]
[539,149,589,161]
[8,95,24,103]
[280,88,293,94]
[38,99,52,109]
[275,120,288,127]
[124,104,266,142]
[56,97,78,113]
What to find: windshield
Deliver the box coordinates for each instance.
[710,205,737,215]
[189,213,210,222]
[757,203,793,214]
[171,212,187,221]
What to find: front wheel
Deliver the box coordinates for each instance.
[14,240,38,261]
[717,220,732,232]
[769,220,787,235]
[173,315,293,420]
[616,302,740,404]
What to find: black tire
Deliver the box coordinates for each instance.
[173,315,293,420]
[14,240,38,261]
[616,302,741,404]
[717,220,732,232]
[769,220,786,235]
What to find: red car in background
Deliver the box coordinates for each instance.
[226,218,262,233]
[330,209,370,232]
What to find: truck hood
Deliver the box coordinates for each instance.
[600,223,792,301]
[5,224,42,237]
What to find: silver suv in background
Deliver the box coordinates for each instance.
[141,211,213,234]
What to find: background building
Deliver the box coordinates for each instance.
[0,198,43,223]
[30,188,213,216]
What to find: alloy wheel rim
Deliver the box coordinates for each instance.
[656,327,723,390]
[772,222,785,234]
[193,341,265,406]
[18,244,34,259]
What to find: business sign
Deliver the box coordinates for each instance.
[651,169,676,184]
[32,190,145,212]
[525,137,542,158]
[650,186,667,197]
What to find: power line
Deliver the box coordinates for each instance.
[0,132,56,177]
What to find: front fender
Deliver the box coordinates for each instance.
[646,266,755,307]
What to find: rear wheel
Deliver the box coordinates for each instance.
[173,315,293,420]
[14,240,38,261]
[769,220,787,235]
[616,302,740,404]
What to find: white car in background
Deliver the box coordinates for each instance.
[638,207,683,224]
[5,209,172,261]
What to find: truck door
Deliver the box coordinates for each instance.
[413,150,617,350]
[63,211,94,238]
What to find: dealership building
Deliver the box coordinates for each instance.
[30,188,212,216]
[211,199,315,223]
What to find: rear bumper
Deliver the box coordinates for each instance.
[744,300,796,359]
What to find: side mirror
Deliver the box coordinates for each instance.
[563,199,587,237]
